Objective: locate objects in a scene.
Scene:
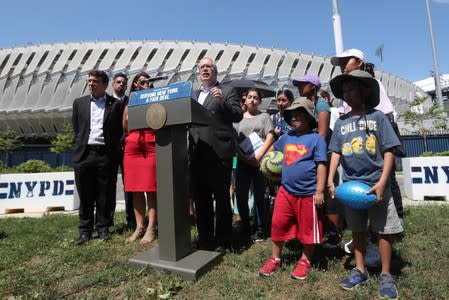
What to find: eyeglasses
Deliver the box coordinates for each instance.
[137,79,150,85]
[339,56,359,67]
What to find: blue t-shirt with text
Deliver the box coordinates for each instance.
[328,109,400,185]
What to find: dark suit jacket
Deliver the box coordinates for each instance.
[189,83,243,160]
[72,94,124,164]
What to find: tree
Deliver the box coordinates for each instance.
[0,128,23,169]
[50,123,74,168]
[401,95,448,152]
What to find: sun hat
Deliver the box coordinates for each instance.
[330,48,365,66]
[283,97,317,128]
[329,70,380,108]
[292,75,322,90]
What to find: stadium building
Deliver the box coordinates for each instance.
[0,40,432,165]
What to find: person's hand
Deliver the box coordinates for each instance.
[368,181,386,204]
[210,87,224,105]
[274,126,281,137]
[314,192,324,207]
[327,183,336,199]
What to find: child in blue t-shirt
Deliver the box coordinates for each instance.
[259,97,327,280]
[327,70,403,299]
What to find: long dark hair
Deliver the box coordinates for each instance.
[362,62,376,78]
[276,88,294,102]
[130,72,153,93]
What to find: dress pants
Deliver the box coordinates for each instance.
[191,153,233,249]
[74,147,116,234]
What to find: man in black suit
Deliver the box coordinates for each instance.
[110,73,136,230]
[189,57,243,252]
[72,70,123,245]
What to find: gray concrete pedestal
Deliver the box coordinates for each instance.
[129,246,222,281]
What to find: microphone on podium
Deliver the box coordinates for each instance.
[148,75,169,83]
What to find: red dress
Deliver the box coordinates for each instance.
[123,129,157,192]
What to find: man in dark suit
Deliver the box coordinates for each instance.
[189,57,243,252]
[111,73,136,230]
[72,70,123,245]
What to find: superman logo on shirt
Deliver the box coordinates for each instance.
[284,144,309,167]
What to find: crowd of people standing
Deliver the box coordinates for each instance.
[71,48,404,299]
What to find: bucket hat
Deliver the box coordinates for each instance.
[283,97,317,128]
[329,70,380,108]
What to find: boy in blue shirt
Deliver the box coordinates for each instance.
[259,97,327,280]
[327,70,403,299]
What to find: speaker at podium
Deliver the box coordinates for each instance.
[127,81,222,281]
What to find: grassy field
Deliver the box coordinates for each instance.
[1,205,449,299]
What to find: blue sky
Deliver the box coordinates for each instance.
[1,0,448,83]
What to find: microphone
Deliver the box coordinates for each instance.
[147,75,169,83]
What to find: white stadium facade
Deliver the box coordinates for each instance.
[0,40,426,142]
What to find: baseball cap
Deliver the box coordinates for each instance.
[283,97,317,128]
[329,70,380,108]
[292,75,322,90]
[330,49,365,66]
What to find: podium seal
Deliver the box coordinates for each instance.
[146,103,167,130]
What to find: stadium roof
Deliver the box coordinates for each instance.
[0,40,425,138]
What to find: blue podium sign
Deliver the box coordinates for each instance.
[128,81,193,107]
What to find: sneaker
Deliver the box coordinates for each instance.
[365,239,380,268]
[343,239,354,254]
[259,256,281,276]
[340,268,370,290]
[290,258,312,280]
[379,274,398,300]
[252,230,265,242]
[322,231,342,249]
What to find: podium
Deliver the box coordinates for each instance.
[127,81,222,280]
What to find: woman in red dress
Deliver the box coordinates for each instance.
[123,72,157,244]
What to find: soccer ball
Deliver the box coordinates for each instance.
[259,151,283,183]
[335,181,377,210]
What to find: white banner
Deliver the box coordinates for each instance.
[0,172,78,213]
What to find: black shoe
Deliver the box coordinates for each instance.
[98,230,112,241]
[252,231,265,242]
[75,233,91,245]
[214,246,226,254]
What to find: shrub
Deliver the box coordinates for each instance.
[420,150,449,157]
[54,165,73,172]
[16,160,52,173]
[0,160,3,171]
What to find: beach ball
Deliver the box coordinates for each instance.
[335,181,377,210]
[260,151,283,183]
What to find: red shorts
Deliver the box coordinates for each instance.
[271,186,323,245]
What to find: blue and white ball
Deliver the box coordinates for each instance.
[259,151,283,183]
[335,181,377,210]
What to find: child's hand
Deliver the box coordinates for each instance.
[314,192,324,207]
[327,183,336,199]
[368,182,386,204]
[274,126,281,137]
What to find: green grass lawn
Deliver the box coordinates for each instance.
[1,205,449,299]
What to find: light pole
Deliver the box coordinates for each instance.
[332,0,344,54]
[425,0,443,107]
